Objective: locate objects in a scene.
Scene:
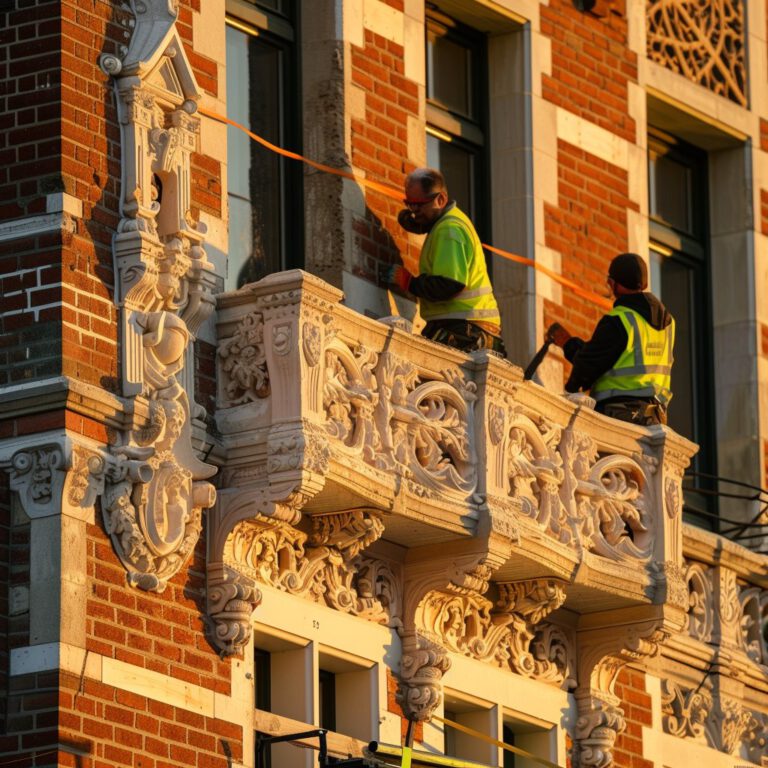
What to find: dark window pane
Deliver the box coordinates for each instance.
[660,258,695,441]
[427,33,472,118]
[427,134,475,220]
[226,24,286,289]
[318,670,336,731]
[650,152,693,234]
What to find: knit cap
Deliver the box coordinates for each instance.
[608,253,648,290]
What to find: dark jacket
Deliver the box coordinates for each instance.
[563,292,673,396]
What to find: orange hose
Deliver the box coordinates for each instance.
[199,106,613,312]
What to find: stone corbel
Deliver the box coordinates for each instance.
[207,563,262,658]
[396,518,515,722]
[573,605,683,767]
[494,579,569,681]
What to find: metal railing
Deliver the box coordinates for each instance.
[682,470,768,554]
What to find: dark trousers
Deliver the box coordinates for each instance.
[597,397,668,426]
[422,320,507,357]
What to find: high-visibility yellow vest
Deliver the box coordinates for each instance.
[591,305,675,404]
[418,207,501,325]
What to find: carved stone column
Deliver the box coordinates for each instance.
[98,1,217,592]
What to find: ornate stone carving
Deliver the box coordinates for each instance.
[571,448,650,561]
[739,584,768,665]
[397,632,451,722]
[207,564,262,657]
[707,699,761,755]
[208,505,392,654]
[10,445,67,518]
[102,0,216,591]
[684,560,714,642]
[502,409,567,541]
[574,610,677,768]
[661,678,711,739]
[218,311,270,405]
[573,704,627,768]
[647,0,747,107]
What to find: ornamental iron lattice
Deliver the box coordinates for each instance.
[647,0,747,107]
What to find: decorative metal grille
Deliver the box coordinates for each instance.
[647,0,747,107]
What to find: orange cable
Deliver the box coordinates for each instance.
[200,106,614,312]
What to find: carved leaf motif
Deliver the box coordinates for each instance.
[685,561,714,642]
[661,679,712,739]
[219,312,270,404]
[647,0,747,107]
[505,415,567,541]
[574,455,650,561]
[739,585,768,665]
[323,343,378,455]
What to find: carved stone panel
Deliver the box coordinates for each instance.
[647,0,747,106]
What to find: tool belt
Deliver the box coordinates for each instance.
[598,397,668,427]
[422,319,507,357]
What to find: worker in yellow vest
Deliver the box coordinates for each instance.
[549,253,674,426]
[381,168,506,356]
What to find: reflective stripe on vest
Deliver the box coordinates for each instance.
[419,207,501,325]
[591,306,675,405]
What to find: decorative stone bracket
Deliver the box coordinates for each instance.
[395,510,518,722]
[98,0,217,591]
[572,604,685,768]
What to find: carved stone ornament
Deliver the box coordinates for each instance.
[684,560,714,642]
[397,631,451,723]
[8,437,109,521]
[647,0,747,107]
[661,678,711,740]
[100,0,217,591]
[218,311,270,405]
[207,563,262,658]
[573,611,677,768]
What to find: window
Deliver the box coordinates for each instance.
[426,8,489,238]
[648,130,717,526]
[318,669,336,731]
[225,1,302,291]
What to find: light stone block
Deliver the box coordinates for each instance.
[403,15,425,86]
[348,83,367,121]
[200,109,229,165]
[46,192,82,218]
[344,0,364,49]
[556,107,629,169]
[193,2,226,63]
[407,113,426,165]
[626,207,648,256]
[626,143,648,211]
[363,0,403,45]
[530,29,551,89]
[102,657,215,715]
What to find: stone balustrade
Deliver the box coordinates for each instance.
[210,269,695,614]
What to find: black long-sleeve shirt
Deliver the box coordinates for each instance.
[563,292,673,394]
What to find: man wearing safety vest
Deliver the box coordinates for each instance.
[382,168,507,356]
[550,253,674,426]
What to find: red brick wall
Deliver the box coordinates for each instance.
[613,668,653,768]
[541,1,638,366]
[350,29,420,284]
[541,0,636,143]
[543,142,638,344]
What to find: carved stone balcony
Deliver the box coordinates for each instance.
[207,269,697,763]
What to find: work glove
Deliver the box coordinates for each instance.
[380,264,413,292]
[546,322,571,348]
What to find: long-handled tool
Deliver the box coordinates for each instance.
[523,323,565,381]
